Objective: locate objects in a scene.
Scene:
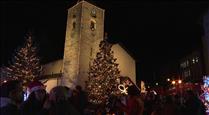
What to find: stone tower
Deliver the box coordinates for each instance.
[61,1,104,88]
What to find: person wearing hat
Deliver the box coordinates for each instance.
[20,80,47,115]
[117,85,144,115]
[0,80,23,115]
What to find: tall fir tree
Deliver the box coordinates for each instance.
[86,39,120,105]
[5,34,42,84]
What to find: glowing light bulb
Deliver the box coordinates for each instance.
[178,80,182,84]
[167,78,170,82]
[172,81,176,85]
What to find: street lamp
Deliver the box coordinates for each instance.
[178,80,182,84]
[172,80,176,85]
[167,78,170,82]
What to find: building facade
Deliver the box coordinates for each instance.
[179,50,204,83]
[42,1,136,92]
[62,1,104,88]
[203,9,209,75]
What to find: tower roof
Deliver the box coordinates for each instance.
[70,0,104,11]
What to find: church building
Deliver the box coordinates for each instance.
[42,1,136,92]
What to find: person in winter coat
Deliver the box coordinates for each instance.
[40,86,80,115]
[184,90,207,115]
[20,80,47,115]
[118,85,144,115]
[0,80,23,115]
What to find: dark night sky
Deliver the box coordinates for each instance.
[1,0,209,83]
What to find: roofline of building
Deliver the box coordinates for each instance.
[68,0,105,11]
[112,41,138,62]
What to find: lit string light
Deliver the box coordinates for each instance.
[1,34,42,85]
[86,40,120,105]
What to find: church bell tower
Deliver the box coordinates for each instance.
[61,1,105,88]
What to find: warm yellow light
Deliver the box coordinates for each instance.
[178,80,182,84]
[167,78,170,81]
[172,80,176,85]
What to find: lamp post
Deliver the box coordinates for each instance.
[177,79,183,105]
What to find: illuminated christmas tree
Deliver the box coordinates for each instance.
[5,34,42,85]
[200,76,209,113]
[86,39,120,105]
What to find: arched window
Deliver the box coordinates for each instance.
[72,14,76,30]
[72,21,76,29]
[90,20,96,31]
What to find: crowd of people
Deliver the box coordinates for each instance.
[140,89,207,115]
[0,80,86,115]
[0,79,207,115]
[104,85,207,115]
